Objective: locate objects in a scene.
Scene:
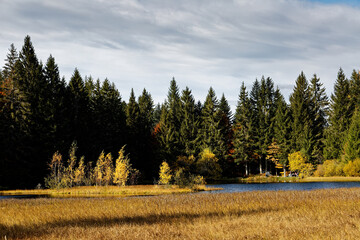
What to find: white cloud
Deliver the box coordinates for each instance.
[1,0,360,110]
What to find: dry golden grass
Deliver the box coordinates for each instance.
[2,188,360,239]
[303,176,360,182]
[0,185,214,198]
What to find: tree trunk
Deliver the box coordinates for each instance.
[259,161,262,174]
[245,163,248,176]
[283,167,286,177]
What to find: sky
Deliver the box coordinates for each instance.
[1,0,360,111]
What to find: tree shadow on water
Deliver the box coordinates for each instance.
[0,206,281,239]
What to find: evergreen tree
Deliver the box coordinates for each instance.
[14,36,53,186]
[273,88,292,175]
[309,74,328,163]
[289,72,313,158]
[67,68,91,158]
[198,87,224,161]
[156,78,182,165]
[324,68,352,159]
[249,79,263,173]
[179,87,199,156]
[233,83,252,176]
[344,109,360,162]
[218,93,234,175]
[137,88,156,179]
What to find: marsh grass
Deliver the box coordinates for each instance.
[0,185,214,198]
[2,188,360,239]
[241,176,360,183]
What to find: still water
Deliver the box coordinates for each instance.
[1,182,360,199]
[205,182,360,193]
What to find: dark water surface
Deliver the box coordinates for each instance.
[1,182,360,199]
[205,181,360,193]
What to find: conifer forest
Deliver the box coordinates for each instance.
[2,35,360,189]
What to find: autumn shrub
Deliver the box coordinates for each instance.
[158,161,172,185]
[196,148,222,179]
[343,159,360,176]
[314,160,345,177]
[288,151,314,178]
[173,167,206,189]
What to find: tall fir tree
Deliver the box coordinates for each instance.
[324,68,352,159]
[218,93,234,175]
[179,87,199,156]
[309,74,328,164]
[233,82,252,176]
[289,72,313,159]
[273,88,292,175]
[198,87,224,162]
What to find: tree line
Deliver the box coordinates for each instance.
[1,35,360,189]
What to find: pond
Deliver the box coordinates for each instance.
[205,182,360,193]
[1,182,360,199]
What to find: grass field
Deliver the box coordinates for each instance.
[0,185,214,198]
[2,187,360,239]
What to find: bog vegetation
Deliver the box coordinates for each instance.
[2,188,360,239]
[2,35,360,189]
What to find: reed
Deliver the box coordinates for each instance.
[1,187,360,239]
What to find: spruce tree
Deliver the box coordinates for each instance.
[156,78,182,166]
[198,87,224,161]
[324,68,352,159]
[344,109,360,162]
[309,74,328,163]
[218,93,234,175]
[289,72,313,158]
[273,88,292,176]
[179,87,199,156]
[233,82,252,176]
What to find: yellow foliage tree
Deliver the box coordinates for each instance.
[196,148,222,179]
[159,161,172,185]
[49,151,63,185]
[63,141,78,187]
[74,156,85,186]
[94,151,105,186]
[103,153,114,186]
[113,146,131,186]
[288,151,314,178]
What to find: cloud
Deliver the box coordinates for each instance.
[1,0,360,111]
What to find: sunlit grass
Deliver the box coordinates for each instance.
[241,176,360,183]
[1,188,360,239]
[0,185,216,198]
